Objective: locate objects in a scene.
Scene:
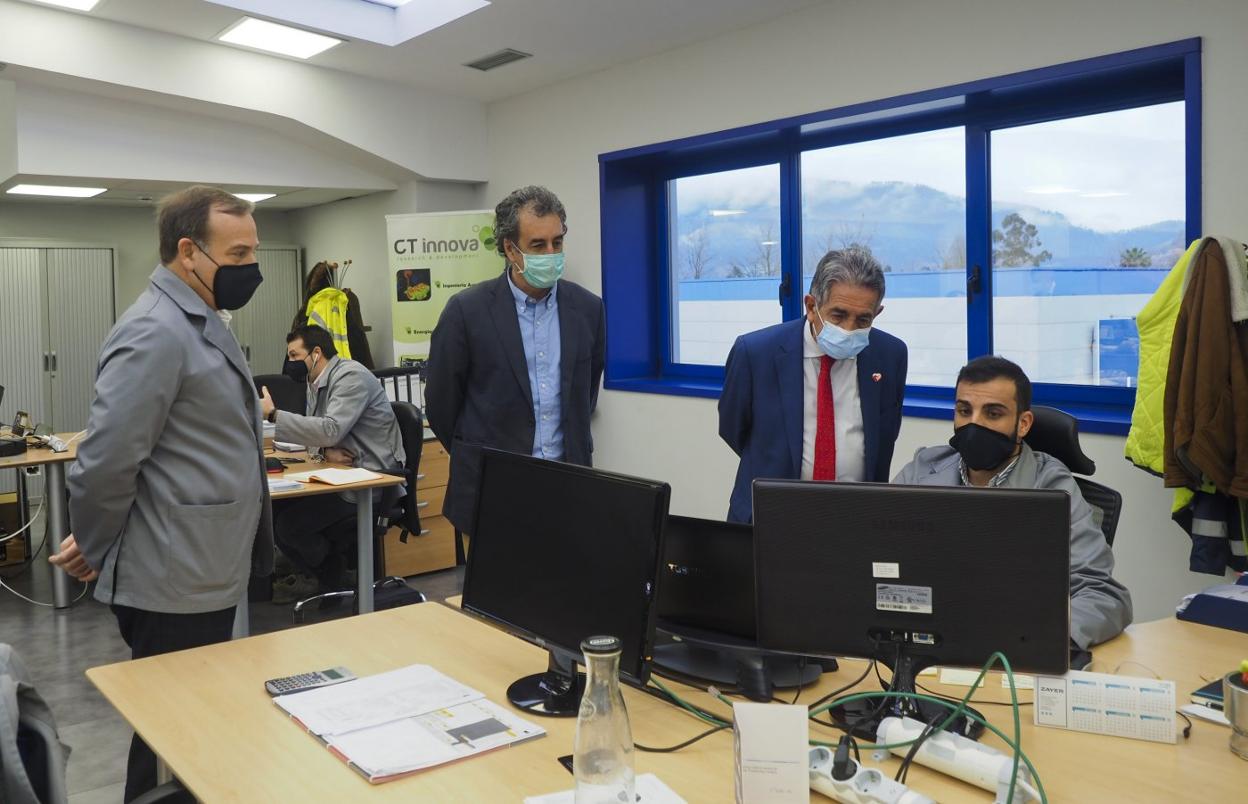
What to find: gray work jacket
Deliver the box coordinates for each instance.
[69,266,273,613]
[274,356,404,500]
[892,443,1134,649]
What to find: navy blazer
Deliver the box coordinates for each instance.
[718,319,908,523]
[426,270,605,533]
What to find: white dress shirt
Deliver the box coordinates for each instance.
[801,322,866,482]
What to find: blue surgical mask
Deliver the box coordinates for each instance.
[815,310,870,359]
[513,247,564,289]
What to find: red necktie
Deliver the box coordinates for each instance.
[813,355,837,481]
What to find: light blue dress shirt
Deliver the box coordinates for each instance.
[507,270,564,460]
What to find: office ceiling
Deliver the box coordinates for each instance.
[87,0,825,102]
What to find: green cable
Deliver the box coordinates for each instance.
[652,656,1043,803]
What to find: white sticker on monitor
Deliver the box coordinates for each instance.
[872,562,900,579]
[876,583,932,614]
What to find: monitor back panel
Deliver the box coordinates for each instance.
[752,481,1070,674]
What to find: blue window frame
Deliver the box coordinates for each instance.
[599,39,1201,435]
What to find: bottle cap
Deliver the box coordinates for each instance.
[581,635,622,655]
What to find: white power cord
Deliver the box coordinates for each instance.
[0,576,91,607]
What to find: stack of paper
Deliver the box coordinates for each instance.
[275,664,545,783]
[267,477,303,492]
[284,467,383,486]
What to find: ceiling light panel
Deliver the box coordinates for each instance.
[25,0,101,10]
[218,17,343,59]
[7,184,108,198]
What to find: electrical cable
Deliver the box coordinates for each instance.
[0,576,91,607]
[808,651,1039,804]
[791,657,807,704]
[635,724,727,753]
[914,680,1034,708]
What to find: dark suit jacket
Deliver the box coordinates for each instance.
[426,271,606,532]
[718,318,908,523]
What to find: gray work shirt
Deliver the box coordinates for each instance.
[893,443,1134,649]
[69,266,272,614]
[274,356,405,501]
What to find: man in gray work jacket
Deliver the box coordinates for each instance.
[49,185,273,802]
[260,324,404,592]
[892,355,1133,650]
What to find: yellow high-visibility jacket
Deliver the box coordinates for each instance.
[1124,240,1200,475]
[304,288,352,360]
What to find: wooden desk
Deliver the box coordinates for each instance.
[262,451,405,625]
[1,433,78,608]
[88,606,1246,802]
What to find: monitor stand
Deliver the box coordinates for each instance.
[506,650,585,717]
[653,626,827,702]
[826,649,986,742]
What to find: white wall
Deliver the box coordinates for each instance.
[285,180,486,366]
[485,0,1248,622]
[0,0,487,181]
[13,82,396,192]
[0,200,295,313]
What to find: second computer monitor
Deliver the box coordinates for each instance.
[752,480,1071,676]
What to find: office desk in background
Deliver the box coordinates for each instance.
[0,434,78,608]
[237,451,407,636]
[88,603,1248,802]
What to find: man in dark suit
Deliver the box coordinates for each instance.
[426,186,606,533]
[718,248,908,522]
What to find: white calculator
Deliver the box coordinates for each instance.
[264,666,355,696]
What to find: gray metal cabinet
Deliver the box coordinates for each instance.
[0,245,115,495]
[233,246,301,375]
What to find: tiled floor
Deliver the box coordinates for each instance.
[0,518,464,803]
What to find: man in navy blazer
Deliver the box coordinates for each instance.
[426,186,605,534]
[718,248,907,522]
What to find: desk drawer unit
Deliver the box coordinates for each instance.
[383,442,457,577]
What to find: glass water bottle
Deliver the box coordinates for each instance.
[573,635,635,804]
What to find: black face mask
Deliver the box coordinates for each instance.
[949,422,1018,472]
[190,241,263,311]
[282,357,309,383]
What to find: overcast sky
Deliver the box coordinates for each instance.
[674,101,1185,233]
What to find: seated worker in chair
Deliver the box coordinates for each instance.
[892,355,1133,650]
[260,324,405,598]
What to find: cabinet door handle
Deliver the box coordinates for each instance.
[419,529,431,537]
[50,352,57,372]
[415,500,429,509]
[245,345,251,361]
[416,473,426,481]
[43,353,50,372]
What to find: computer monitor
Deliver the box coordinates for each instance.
[462,448,670,717]
[653,515,823,701]
[752,480,1070,739]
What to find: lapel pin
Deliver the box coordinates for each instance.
[872,372,882,382]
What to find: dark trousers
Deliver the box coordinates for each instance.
[111,604,236,803]
[272,495,357,582]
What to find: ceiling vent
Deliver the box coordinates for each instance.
[464,48,532,72]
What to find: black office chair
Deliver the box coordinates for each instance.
[252,374,304,415]
[1023,405,1122,547]
[291,401,427,621]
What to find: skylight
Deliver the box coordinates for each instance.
[204,1,490,47]
[218,17,342,59]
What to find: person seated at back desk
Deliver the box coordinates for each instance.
[259,324,405,596]
[892,355,1133,650]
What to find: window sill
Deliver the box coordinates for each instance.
[903,395,1131,436]
[604,376,721,399]
[606,377,1132,436]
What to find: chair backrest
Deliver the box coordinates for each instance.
[252,374,304,415]
[390,401,425,534]
[1023,405,1096,476]
[1075,476,1122,548]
